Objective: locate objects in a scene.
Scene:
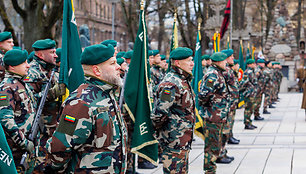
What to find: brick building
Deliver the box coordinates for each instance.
[74,0,128,51]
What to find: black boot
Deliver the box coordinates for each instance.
[225,154,234,161]
[263,110,271,114]
[269,105,276,108]
[138,161,157,169]
[245,124,256,130]
[228,137,239,144]
[254,116,264,120]
[216,157,232,164]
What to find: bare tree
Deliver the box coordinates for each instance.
[0,0,18,45]
[7,0,64,51]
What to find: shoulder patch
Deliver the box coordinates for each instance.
[160,88,172,102]
[23,76,30,82]
[205,79,214,88]
[0,94,9,107]
[57,114,79,136]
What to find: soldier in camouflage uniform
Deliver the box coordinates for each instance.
[159,55,168,74]
[253,59,265,120]
[216,49,239,164]
[198,52,230,174]
[0,49,36,172]
[149,50,163,102]
[151,47,195,174]
[202,55,210,75]
[0,32,14,81]
[275,63,283,98]
[263,61,274,114]
[47,44,128,173]
[25,39,66,171]
[240,59,258,130]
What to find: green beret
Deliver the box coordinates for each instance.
[160,55,166,60]
[81,44,115,65]
[166,59,170,63]
[116,51,125,58]
[202,54,210,60]
[246,59,255,64]
[275,62,280,65]
[148,50,159,56]
[123,50,133,59]
[56,48,62,63]
[0,31,12,42]
[4,49,28,66]
[170,47,193,60]
[221,49,234,58]
[257,59,265,63]
[101,40,117,47]
[210,52,227,62]
[27,51,35,63]
[234,59,239,65]
[272,62,279,66]
[32,39,56,50]
[13,46,22,50]
[117,57,125,65]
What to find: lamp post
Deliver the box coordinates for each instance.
[108,0,119,40]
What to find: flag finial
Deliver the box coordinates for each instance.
[140,0,144,10]
[197,18,202,31]
[174,11,177,22]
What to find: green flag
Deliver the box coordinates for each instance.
[191,26,205,140]
[59,0,84,92]
[124,5,159,165]
[0,125,17,174]
[169,12,178,53]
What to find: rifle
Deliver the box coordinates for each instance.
[119,71,127,110]
[17,69,56,173]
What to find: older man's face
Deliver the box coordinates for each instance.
[0,38,14,52]
[36,48,58,65]
[98,56,122,86]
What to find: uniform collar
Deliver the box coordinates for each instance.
[33,55,55,70]
[5,71,24,80]
[211,63,226,72]
[84,75,117,92]
[171,65,193,81]
[0,50,5,55]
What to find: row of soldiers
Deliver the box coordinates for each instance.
[0,30,282,174]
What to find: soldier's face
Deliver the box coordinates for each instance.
[206,59,212,65]
[38,48,58,65]
[176,56,194,74]
[154,54,161,65]
[126,58,131,64]
[218,60,227,70]
[233,64,239,71]
[226,55,234,65]
[258,63,265,67]
[121,62,128,71]
[10,61,30,76]
[0,38,14,52]
[202,59,207,66]
[98,56,122,86]
[161,60,168,70]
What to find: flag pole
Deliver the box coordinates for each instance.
[230,0,233,49]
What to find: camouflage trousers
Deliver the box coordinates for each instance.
[263,90,272,109]
[254,93,263,117]
[123,111,135,171]
[162,147,189,174]
[204,121,224,174]
[244,97,255,125]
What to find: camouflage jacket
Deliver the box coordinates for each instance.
[0,51,5,82]
[47,76,127,174]
[151,65,164,101]
[151,65,195,150]
[255,66,265,94]
[275,69,283,84]
[0,71,36,153]
[239,67,257,98]
[198,64,230,123]
[25,55,59,136]
[263,67,273,91]
[223,65,239,111]
[202,66,208,75]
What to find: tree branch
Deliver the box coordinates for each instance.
[45,0,63,31]
[11,0,27,19]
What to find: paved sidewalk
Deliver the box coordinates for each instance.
[138,93,306,174]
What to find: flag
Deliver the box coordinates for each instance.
[59,0,84,92]
[252,46,256,60]
[191,23,205,140]
[238,40,245,108]
[213,32,220,53]
[220,0,231,39]
[0,125,17,174]
[227,35,230,49]
[124,3,158,165]
[170,12,178,53]
[246,43,251,61]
